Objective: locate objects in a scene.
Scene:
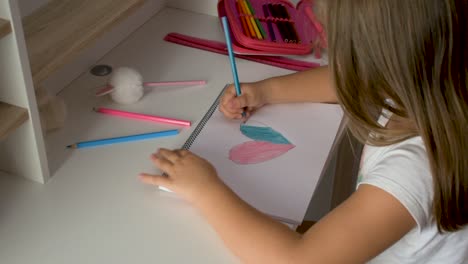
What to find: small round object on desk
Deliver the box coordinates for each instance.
[109,67,144,104]
[90,64,113,76]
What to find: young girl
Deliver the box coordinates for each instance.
[139,0,468,263]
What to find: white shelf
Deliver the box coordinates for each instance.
[0,0,164,183]
[22,0,146,85]
[0,101,28,141]
[0,16,28,141]
[0,0,49,183]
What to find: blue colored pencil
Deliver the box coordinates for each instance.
[67,129,179,149]
[221,16,246,118]
[221,17,241,96]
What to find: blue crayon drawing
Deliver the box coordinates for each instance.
[240,124,292,144]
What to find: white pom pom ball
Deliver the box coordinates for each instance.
[109,67,144,104]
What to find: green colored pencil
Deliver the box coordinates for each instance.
[245,0,268,39]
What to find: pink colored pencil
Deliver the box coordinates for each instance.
[143,80,207,87]
[95,80,207,96]
[94,107,191,127]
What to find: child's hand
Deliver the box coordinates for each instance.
[139,148,224,203]
[219,82,267,119]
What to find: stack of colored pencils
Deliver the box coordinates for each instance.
[236,1,300,44]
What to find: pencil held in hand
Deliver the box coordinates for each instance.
[221,17,246,118]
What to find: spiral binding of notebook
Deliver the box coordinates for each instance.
[182,85,228,150]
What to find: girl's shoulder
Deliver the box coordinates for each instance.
[360,136,426,175]
[359,137,468,264]
[358,136,433,229]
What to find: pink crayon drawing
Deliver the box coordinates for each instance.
[229,141,295,165]
[229,124,295,165]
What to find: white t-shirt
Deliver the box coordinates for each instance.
[358,136,468,263]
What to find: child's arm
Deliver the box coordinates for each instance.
[140,149,416,264]
[220,66,337,119]
[193,182,415,264]
[263,65,337,104]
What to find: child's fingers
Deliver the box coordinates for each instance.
[220,86,238,105]
[224,97,250,116]
[221,88,237,101]
[220,94,257,120]
[221,85,251,107]
[220,98,240,112]
[150,153,173,173]
[138,173,172,188]
[219,104,243,119]
[221,108,242,119]
[218,104,233,115]
[220,101,244,113]
[157,148,182,163]
[175,149,190,157]
[224,84,238,95]
[234,95,250,108]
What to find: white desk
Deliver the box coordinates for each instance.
[0,8,338,264]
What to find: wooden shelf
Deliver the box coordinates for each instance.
[0,101,29,141]
[22,0,146,85]
[0,18,12,40]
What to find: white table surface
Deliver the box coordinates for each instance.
[0,8,325,264]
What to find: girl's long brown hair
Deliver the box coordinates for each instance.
[326,0,467,232]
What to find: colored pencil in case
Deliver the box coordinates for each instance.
[268,4,289,43]
[273,4,295,43]
[67,129,179,149]
[278,4,300,43]
[244,0,267,39]
[221,17,246,118]
[240,0,263,40]
[236,1,251,37]
[244,0,264,40]
[239,0,258,39]
[93,107,191,127]
[237,0,256,38]
[262,4,276,42]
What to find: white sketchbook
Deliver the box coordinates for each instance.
[174,86,343,224]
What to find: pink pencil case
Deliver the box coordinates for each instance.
[217,0,326,56]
